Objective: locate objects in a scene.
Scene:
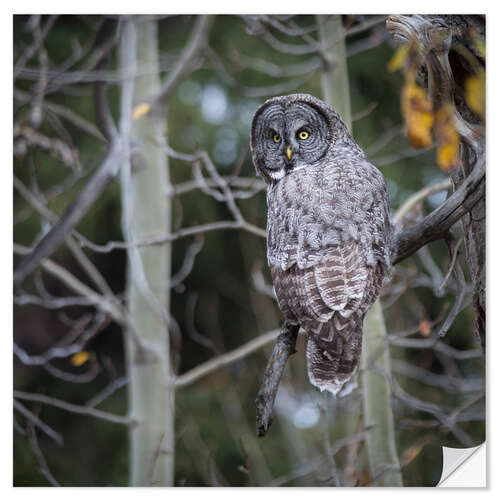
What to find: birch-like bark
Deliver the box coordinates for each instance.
[317,14,402,486]
[317,15,352,131]
[120,18,174,486]
[360,301,403,486]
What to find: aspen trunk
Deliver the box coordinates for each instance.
[317,15,352,132]
[120,18,174,486]
[361,301,402,486]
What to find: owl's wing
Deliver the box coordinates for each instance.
[270,238,386,395]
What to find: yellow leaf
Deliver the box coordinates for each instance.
[419,319,432,337]
[434,104,460,172]
[401,442,426,467]
[132,102,151,120]
[465,72,485,119]
[387,44,410,72]
[71,351,89,367]
[401,76,434,149]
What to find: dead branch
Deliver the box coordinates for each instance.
[392,156,484,265]
[255,324,300,437]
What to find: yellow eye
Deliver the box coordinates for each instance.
[298,130,309,140]
[273,134,281,143]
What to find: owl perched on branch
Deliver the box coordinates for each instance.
[251,93,393,395]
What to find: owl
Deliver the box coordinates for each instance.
[250,93,393,395]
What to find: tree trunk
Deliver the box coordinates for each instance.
[361,301,403,486]
[120,18,174,486]
[317,15,352,132]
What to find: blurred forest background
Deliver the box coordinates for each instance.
[13,14,485,487]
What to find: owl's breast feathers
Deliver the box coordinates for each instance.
[266,158,392,273]
[266,158,392,394]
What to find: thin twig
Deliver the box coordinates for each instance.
[174,328,283,389]
[14,174,114,296]
[393,157,485,265]
[14,140,123,285]
[153,15,213,108]
[26,423,61,486]
[14,15,59,78]
[13,400,63,445]
[13,243,150,356]
[85,376,129,408]
[14,390,135,426]
[439,236,464,291]
[75,220,266,252]
[393,179,452,224]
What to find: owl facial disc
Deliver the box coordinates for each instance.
[251,95,332,184]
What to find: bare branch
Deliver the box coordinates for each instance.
[26,424,61,486]
[14,244,122,322]
[14,140,123,285]
[13,400,63,445]
[152,15,213,108]
[255,324,300,437]
[85,376,129,408]
[14,313,106,366]
[15,89,105,141]
[392,380,476,447]
[14,15,59,78]
[439,236,464,291]
[391,359,483,394]
[229,50,320,78]
[43,361,99,384]
[77,219,266,253]
[93,18,119,142]
[436,234,467,338]
[184,292,219,354]
[393,179,452,224]
[14,175,114,296]
[392,158,485,265]
[13,243,151,359]
[174,328,283,389]
[14,125,79,169]
[170,235,204,288]
[14,390,135,427]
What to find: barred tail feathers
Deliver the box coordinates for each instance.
[306,314,363,395]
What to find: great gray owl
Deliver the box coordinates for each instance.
[250,93,393,395]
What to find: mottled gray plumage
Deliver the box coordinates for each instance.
[251,93,393,394]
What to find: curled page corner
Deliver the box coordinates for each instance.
[438,443,486,487]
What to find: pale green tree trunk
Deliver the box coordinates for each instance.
[361,301,402,486]
[317,15,352,132]
[317,14,402,486]
[120,18,174,486]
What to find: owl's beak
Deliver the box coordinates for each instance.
[286,145,293,161]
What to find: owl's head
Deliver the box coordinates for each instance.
[250,93,351,184]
